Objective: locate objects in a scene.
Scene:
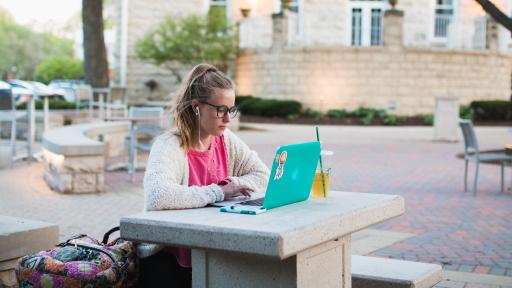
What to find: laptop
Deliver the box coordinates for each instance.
[214,141,321,215]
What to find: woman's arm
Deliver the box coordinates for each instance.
[224,129,270,192]
[143,134,224,211]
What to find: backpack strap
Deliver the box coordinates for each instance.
[102,226,120,244]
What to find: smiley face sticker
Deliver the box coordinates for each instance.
[274,151,287,180]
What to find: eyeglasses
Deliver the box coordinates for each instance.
[200,101,239,118]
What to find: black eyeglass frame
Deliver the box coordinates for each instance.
[200,101,239,118]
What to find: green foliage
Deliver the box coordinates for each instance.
[421,114,434,126]
[326,109,348,118]
[16,100,77,110]
[35,57,83,84]
[135,13,237,81]
[287,114,299,121]
[469,100,512,121]
[383,115,406,126]
[236,96,302,117]
[0,20,73,80]
[302,108,323,121]
[459,105,473,120]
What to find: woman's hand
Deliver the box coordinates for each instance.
[220,181,254,199]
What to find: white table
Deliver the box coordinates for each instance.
[121,191,405,288]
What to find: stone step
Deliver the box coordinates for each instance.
[352,255,442,288]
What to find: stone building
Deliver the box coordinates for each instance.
[114,0,512,114]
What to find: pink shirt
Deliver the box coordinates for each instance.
[168,135,228,268]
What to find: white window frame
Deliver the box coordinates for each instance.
[287,0,304,36]
[431,0,457,44]
[346,0,387,47]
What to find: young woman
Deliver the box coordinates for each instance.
[138,63,270,287]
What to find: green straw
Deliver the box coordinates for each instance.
[316,126,327,197]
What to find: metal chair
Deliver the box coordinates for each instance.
[74,84,93,120]
[128,106,165,151]
[125,106,165,175]
[459,119,512,195]
[106,87,128,118]
[0,82,29,162]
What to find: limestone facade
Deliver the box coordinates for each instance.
[235,12,511,115]
[115,0,512,115]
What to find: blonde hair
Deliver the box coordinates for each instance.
[171,63,234,152]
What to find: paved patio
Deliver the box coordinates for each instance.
[1,123,511,287]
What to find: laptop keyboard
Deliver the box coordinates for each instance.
[238,197,264,206]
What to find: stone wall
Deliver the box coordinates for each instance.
[123,0,205,103]
[235,12,511,115]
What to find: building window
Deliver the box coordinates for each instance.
[352,8,363,46]
[287,0,301,35]
[434,0,454,38]
[370,8,383,45]
[347,0,386,47]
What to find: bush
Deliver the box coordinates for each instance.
[236,96,302,117]
[383,115,406,126]
[326,109,348,118]
[16,99,77,110]
[302,108,323,121]
[459,105,472,120]
[470,100,512,121]
[35,57,83,84]
[421,114,434,126]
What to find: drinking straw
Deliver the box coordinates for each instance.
[316,126,327,197]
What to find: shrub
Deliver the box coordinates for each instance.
[35,57,83,84]
[421,114,434,126]
[236,96,301,117]
[16,99,77,110]
[302,108,323,121]
[383,115,406,126]
[459,105,473,120]
[326,109,348,118]
[287,114,299,121]
[470,100,512,121]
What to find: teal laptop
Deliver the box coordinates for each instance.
[218,141,321,215]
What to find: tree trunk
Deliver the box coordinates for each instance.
[474,0,512,34]
[82,0,109,88]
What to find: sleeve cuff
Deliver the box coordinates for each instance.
[211,184,225,202]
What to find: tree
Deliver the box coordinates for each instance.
[135,9,237,83]
[35,57,84,84]
[0,7,73,80]
[474,0,512,34]
[82,0,109,88]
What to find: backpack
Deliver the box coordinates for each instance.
[15,227,138,288]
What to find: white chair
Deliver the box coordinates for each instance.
[126,106,165,175]
[459,119,512,195]
[106,87,128,118]
[74,85,93,120]
[0,83,28,163]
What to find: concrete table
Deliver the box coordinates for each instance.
[121,191,404,288]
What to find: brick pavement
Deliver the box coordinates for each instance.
[1,124,511,282]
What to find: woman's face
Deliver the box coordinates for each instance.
[195,88,235,137]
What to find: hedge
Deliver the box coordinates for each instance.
[236,96,302,117]
[470,100,512,121]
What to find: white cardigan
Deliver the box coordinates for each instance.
[143,128,270,211]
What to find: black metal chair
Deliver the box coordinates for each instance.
[459,119,512,195]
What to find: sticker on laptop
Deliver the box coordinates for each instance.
[274,151,287,180]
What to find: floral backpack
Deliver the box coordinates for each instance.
[15,227,138,288]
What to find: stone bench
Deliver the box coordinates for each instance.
[352,255,442,288]
[0,216,59,288]
[42,121,129,193]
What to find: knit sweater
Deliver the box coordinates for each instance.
[143,128,269,211]
[138,128,269,258]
